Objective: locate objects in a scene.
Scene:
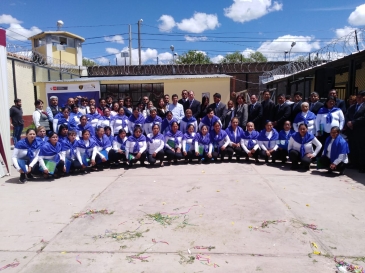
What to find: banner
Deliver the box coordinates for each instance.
[45,82,100,107]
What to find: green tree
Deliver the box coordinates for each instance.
[82,58,97,66]
[248,52,267,62]
[175,50,211,64]
[221,51,249,63]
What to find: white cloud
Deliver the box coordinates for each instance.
[348,4,365,26]
[157,52,173,64]
[257,35,320,61]
[96,57,110,65]
[0,14,41,41]
[211,54,224,63]
[184,35,208,42]
[104,35,124,44]
[106,47,120,54]
[176,12,220,33]
[335,26,356,38]
[224,0,283,23]
[242,48,255,57]
[0,14,21,24]
[158,15,176,32]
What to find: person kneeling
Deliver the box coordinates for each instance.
[125,126,147,167]
[193,125,213,163]
[110,129,128,167]
[164,121,183,164]
[147,124,165,167]
[318,126,349,175]
[288,124,322,171]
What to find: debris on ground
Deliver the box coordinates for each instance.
[72,209,114,219]
[0,260,20,271]
[335,257,364,273]
[178,251,195,265]
[291,219,323,232]
[193,246,216,251]
[93,228,149,241]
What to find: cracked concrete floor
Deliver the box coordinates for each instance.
[0,161,365,272]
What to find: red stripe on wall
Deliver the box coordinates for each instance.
[0,29,6,47]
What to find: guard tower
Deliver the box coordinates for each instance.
[28,21,85,66]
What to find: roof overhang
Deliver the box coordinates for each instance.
[28,31,85,42]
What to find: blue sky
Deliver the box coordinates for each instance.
[1,0,365,64]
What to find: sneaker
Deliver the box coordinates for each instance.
[27,173,34,180]
[19,173,27,184]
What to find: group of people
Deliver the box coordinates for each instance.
[10,88,359,184]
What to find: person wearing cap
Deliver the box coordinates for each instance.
[346,90,365,172]
[46,96,61,131]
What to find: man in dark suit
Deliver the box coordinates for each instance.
[290,91,303,123]
[273,93,291,131]
[329,89,346,114]
[221,100,235,129]
[309,92,324,115]
[261,90,275,128]
[178,90,188,106]
[346,91,365,171]
[248,94,263,131]
[208,93,226,119]
[184,90,201,119]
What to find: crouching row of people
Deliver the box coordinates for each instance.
[12,117,349,183]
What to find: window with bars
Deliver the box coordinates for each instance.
[100,83,164,106]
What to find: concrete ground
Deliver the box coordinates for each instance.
[0,160,365,273]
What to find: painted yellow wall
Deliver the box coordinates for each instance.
[52,46,77,65]
[34,45,46,57]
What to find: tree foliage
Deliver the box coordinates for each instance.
[220,51,267,63]
[175,50,211,64]
[82,58,97,66]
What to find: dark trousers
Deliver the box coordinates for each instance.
[242,149,259,160]
[289,150,313,168]
[164,148,183,161]
[259,149,278,162]
[129,151,147,164]
[187,150,212,163]
[355,132,365,170]
[277,148,289,162]
[147,151,165,164]
[317,132,330,158]
[12,125,23,145]
[69,159,82,171]
[53,160,65,174]
[109,150,126,163]
[318,155,345,173]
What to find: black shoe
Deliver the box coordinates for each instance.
[255,159,259,164]
[236,157,240,162]
[19,173,27,184]
[27,173,34,180]
[265,159,269,164]
[245,157,249,162]
[339,168,345,175]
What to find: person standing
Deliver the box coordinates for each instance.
[248,94,263,131]
[328,89,346,114]
[208,93,226,119]
[184,90,201,119]
[10,99,24,145]
[261,90,275,129]
[168,94,184,124]
[346,90,365,172]
[290,91,303,123]
[178,90,188,105]
[46,96,61,131]
[221,100,235,129]
[33,100,51,135]
[309,92,324,115]
[272,94,291,131]
[234,94,248,129]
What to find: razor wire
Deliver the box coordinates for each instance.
[86,61,284,76]
[262,28,365,84]
[6,44,80,74]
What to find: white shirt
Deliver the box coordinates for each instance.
[53,116,69,133]
[180,120,198,134]
[315,109,344,134]
[182,133,196,152]
[258,131,279,151]
[147,133,165,154]
[143,120,162,135]
[97,118,112,130]
[288,136,322,157]
[76,140,98,165]
[212,135,230,150]
[164,135,183,149]
[12,148,40,171]
[323,138,349,165]
[111,117,129,136]
[168,103,184,123]
[293,111,316,135]
[240,132,259,154]
[112,137,128,152]
[194,138,213,154]
[125,139,147,158]
[39,152,66,171]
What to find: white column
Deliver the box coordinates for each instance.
[76,39,82,66]
[0,28,12,175]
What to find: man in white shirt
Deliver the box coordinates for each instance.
[168,94,184,123]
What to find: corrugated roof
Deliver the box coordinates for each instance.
[39,74,232,83]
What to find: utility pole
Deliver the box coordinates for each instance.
[137,20,142,65]
[129,24,132,65]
